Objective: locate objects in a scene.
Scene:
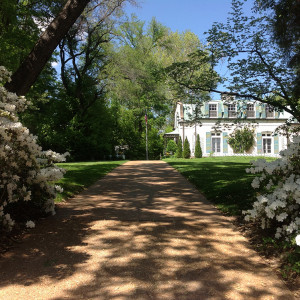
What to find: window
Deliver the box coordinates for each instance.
[211,133,221,153]
[247,104,255,118]
[262,133,272,153]
[228,104,236,118]
[209,104,217,118]
[266,105,274,118]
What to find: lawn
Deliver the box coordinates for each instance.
[164,156,276,216]
[55,161,127,202]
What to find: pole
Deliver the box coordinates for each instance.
[145,113,148,160]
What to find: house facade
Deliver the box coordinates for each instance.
[166,100,293,157]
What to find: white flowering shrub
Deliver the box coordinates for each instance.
[243,135,300,244]
[0,66,68,231]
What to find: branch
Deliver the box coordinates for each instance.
[171,76,296,117]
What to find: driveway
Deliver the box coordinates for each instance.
[0,161,295,299]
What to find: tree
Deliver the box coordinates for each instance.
[254,0,300,106]
[176,136,183,158]
[167,0,300,121]
[166,139,177,154]
[183,137,191,159]
[4,0,132,96]
[194,134,202,158]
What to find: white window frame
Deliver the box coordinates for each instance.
[262,132,272,153]
[266,105,274,118]
[228,104,236,118]
[211,132,221,153]
[209,104,217,118]
[247,104,255,118]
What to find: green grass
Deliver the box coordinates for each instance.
[164,156,276,216]
[55,161,127,202]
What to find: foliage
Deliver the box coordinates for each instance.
[55,161,127,202]
[254,0,300,101]
[194,134,202,158]
[243,136,300,244]
[166,139,177,153]
[183,137,191,159]
[228,127,255,153]
[167,0,299,121]
[0,0,64,73]
[0,66,67,231]
[106,17,212,159]
[176,136,183,158]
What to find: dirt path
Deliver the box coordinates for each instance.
[0,161,296,299]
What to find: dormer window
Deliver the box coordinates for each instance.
[209,104,217,117]
[228,104,236,118]
[247,104,255,118]
[266,105,274,118]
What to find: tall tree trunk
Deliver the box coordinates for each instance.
[5,0,90,96]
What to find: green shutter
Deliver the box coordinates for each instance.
[257,133,262,154]
[218,102,222,118]
[205,102,209,117]
[275,111,280,118]
[242,103,247,118]
[206,132,211,153]
[256,103,260,118]
[261,104,266,118]
[223,132,228,153]
[237,102,242,118]
[224,104,228,118]
[274,134,279,154]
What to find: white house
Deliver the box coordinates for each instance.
[165,99,294,157]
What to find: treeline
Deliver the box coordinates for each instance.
[0,0,212,161]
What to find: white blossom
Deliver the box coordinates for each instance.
[0,66,67,231]
[26,220,35,228]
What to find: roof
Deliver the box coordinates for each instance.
[164,128,179,136]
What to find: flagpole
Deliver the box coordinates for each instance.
[145,112,148,160]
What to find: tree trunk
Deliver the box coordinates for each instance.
[5,0,90,96]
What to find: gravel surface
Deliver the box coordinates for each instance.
[0,161,296,299]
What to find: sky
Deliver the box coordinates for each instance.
[124,0,234,44]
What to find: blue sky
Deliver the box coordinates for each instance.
[124,0,235,44]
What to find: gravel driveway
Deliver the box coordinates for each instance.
[0,161,295,299]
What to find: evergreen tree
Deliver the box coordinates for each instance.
[166,139,177,154]
[183,137,191,159]
[194,134,202,158]
[176,136,183,158]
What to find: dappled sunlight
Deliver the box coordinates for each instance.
[0,161,293,299]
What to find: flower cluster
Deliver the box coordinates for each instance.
[0,66,68,231]
[243,134,300,244]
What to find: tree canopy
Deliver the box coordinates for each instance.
[167,0,300,121]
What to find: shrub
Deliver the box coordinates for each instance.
[0,66,68,231]
[183,137,191,159]
[195,134,202,158]
[166,139,177,154]
[176,136,183,158]
[228,126,255,153]
[243,135,300,244]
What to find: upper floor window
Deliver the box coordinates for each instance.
[266,105,274,118]
[247,104,255,118]
[209,104,217,118]
[228,104,236,118]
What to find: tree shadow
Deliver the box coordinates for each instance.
[0,161,293,299]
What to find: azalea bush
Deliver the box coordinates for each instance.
[243,135,300,245]
[0,66,68,231]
